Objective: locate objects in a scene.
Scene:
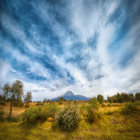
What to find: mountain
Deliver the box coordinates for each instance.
[64,91,74,96]
[51,91,90,101]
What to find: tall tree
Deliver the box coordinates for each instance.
[24,91,32,106]
[135,92,140,100]
[116,93,123,103]
[121,93,129,102]
[107,96,113,103]
[43,98,47,102]
[97,94,104,104]
[128,93,134,102]
[2,80,24,117]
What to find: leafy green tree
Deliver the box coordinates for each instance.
[59,97,66,102]
[135,92,140,100]
[116,93,123,103]
[43,98,47,102]
[97,94,104,104]
[2,80,24,117]
[128,93,134,102]
[46,99,50,103]
[24,91,32,106]
[112,95,117,103]
[121,93,129,102]
[59,97,66,105]
[89,97,99,110]
[108,97,113,104]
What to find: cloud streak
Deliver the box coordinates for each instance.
[0,0,140,100]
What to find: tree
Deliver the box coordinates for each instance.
[97,94,104,104]
[43,98,47,102]
[128,93,134,102]
[116,93,123,103]
[59,97,66,102]
[107,97,113,104]
[59,97,66,104]
[121,93,129,102]
[135,92,140,100]
[24,91,32,106]
[89,97,99,110]
[46,99,50,103]
[2,80,24,117]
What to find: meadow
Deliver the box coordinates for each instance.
[0,101,140,140]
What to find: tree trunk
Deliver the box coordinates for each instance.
[9,102,12,117]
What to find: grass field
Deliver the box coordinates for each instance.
[0,102,140,140]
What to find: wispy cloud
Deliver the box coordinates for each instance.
[0,0,140,100]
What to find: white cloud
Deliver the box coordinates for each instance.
[1,0,140,100]
[0,58,10,84]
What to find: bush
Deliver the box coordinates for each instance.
[134,100,140,106]
[101,103,106,107]
[7,116,20,122]
[45,102,59,118]
[87,104,101,123]
[89,97,100,110]
[25,104,29,108]
[36,102,44,106]
[121,102,136,115]
[106,102,111,107]
[54,106,80,131]
[80,104,88,117]
[22,102,58,123]
[86,97,101,123]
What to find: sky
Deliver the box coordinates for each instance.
[0,0,140,101]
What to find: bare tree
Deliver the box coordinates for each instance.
[24,91,32,106]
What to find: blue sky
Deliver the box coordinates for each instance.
[0,0,140,101]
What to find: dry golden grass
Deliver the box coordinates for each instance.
[0,104,25,117]
[99,106,120,113]
[0,102,122,118]
[0,102,38,117]
[0,102,140,140]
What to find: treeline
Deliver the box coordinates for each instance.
[107,92,140,103]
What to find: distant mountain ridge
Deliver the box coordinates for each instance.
[51,91,90,101]
[64,91,74,96]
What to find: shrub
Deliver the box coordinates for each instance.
[121,102,136,115]
[36,102,44,106]
[134,100,140,111]
[134,100,140,106]
[87,108,98,122]
[80,104,88,117]
[25,104,29,108]
[86,98,101,123]
[101,103,106,107]
[87,104,101,123]
[45,102,59,118]
[7,116,20,122]
[89,97,100,110]
[22,106,41,122]
[106,102,111,107]
[135,92,140,100]
[22,102,58,123]
[54,106,80,131]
